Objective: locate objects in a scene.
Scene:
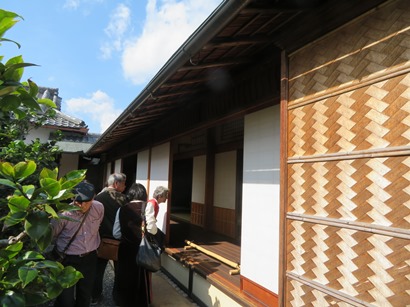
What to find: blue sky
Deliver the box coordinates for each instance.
[1,0,221,133]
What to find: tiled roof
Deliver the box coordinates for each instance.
[35,87,101,149]
[45,109,88,130]
[59,132,100,144]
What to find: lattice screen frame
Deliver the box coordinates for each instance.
[282,1,410,306]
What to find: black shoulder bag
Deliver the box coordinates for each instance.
[135,202,162,272]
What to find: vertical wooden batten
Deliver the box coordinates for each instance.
[279,50,289,307]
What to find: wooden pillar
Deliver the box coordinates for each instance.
[204,128,215,230]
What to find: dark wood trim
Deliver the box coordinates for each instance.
[204,129,215,231]
[241,275,278,307]
[166,143,173,244]
[279,50,289,307]
[147,148,152,196]
[235,149,243,244]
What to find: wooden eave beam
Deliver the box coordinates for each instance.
[161,77,208,88]
[177,57,250,72]
[150,89,197,99]
[139,99,180,110]
[203,36,271,49]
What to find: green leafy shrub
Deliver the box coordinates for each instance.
[0,9,85,306]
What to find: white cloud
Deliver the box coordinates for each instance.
[63,0,80,9]
[63,0,104,10]
[65,91,122,133]
[100,4,131,59]
[121,0,222,85]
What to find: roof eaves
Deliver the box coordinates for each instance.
[86,0,252,155]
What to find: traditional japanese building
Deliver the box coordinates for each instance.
[86,0,409,305]
[26,87,100,177]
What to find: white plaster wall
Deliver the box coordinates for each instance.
[24,127,51,144]
[114,159,122,173]
[136,150,149,187]
[149,143,170,234]
[192,155,206,204]
[149,142,170,195]
[214,151,236,209]
[241,105,280,293]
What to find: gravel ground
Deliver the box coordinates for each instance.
[96,261,197,307]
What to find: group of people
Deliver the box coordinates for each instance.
[50,173,169,307]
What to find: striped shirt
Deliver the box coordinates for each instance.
[51,200,104,255]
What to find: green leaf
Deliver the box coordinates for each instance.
[4,56,37,82]
[38,98,57,108]
[6,242,23,252]
[0,85,19,96]
[24,211,49,241]
[40,168,58,181]
[22,250,44,261]
[8,195,30,213]
[0,178,17,189]
[45,280,63,299]
[60,170,86,190]
[4,211,27,228]
[0,37,21,48]
[14,160,36,180]
[44,204,58,218]
[0,242,23,260]
[39,260,64,270]
[63,169,87,182]
[21,185,35,199]
[18,267,38,288]
[19,91,41,111]
[0,94,20,111]
[13,108,26,119]
[22,293,49,306]
[58,266,83,288]
[40,178,61,197]
[0,290,25,307]
[27,79,38,97]
[0,162,15,179]
[36,225,53,251]
[0,9,21,36]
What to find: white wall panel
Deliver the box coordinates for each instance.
[136,150,149,187]
[114,159,122,173]
[192,155,206,204]
[213,151,236,209]
[149,142,170,196]
[241,105,280,293]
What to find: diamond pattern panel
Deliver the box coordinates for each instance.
[289,0,410,103]
[287,280,353,307]
[286,221,410,306]
[288,157,410,229]
[289,73,410,157]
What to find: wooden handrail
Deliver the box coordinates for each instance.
[185,240,241,275]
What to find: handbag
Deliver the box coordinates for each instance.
[135,202,162,272]
[136,232,162,272]
[97,238,120,261]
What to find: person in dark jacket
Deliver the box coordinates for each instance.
[91,173,127,305]
[113,183,157,307]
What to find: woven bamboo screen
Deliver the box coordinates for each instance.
[285,0,410,306]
